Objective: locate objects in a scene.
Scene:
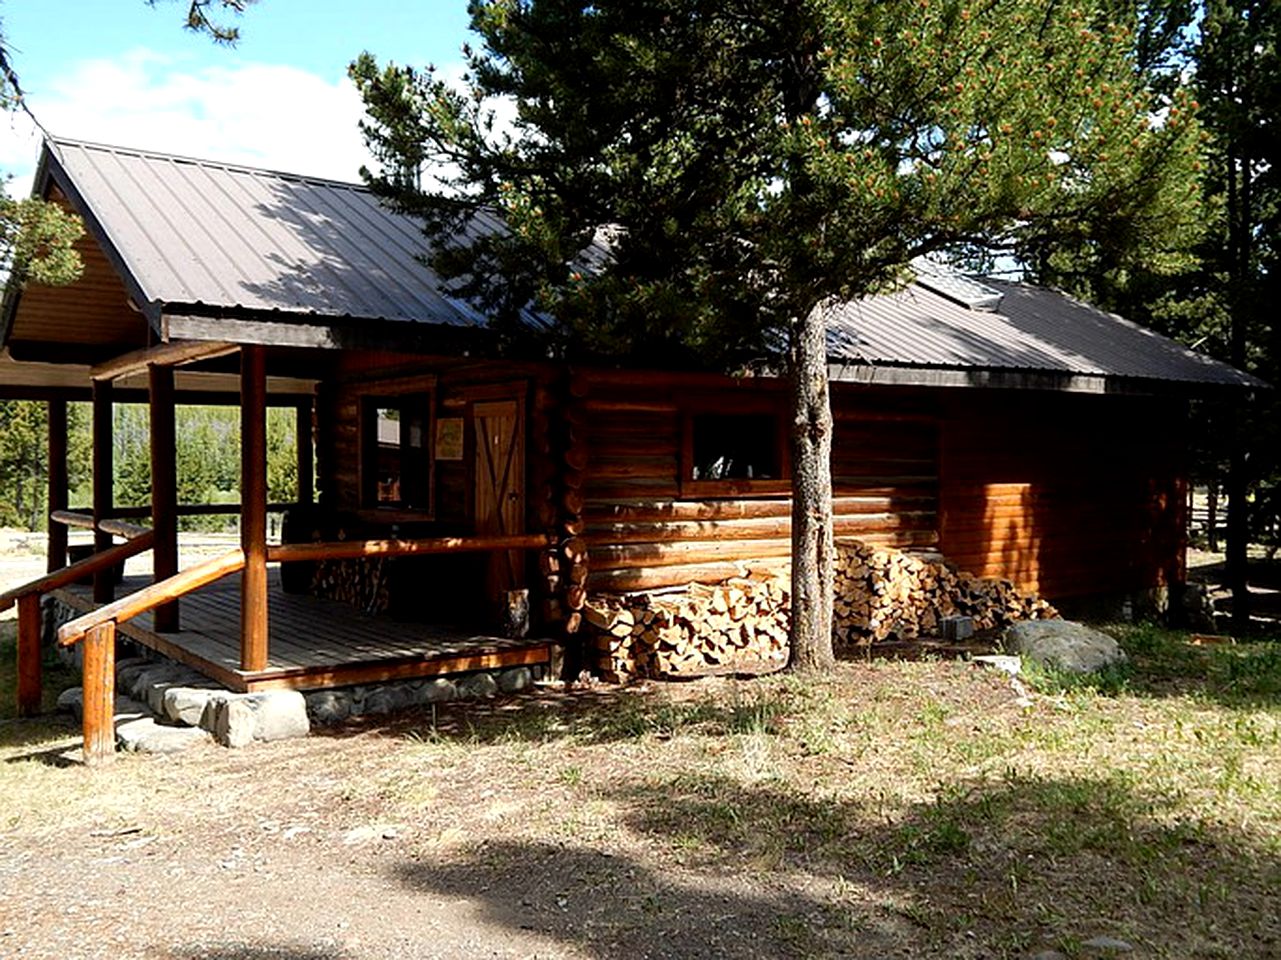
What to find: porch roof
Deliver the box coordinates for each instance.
[1,137,1261,394]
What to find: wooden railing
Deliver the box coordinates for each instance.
[1,531,156,740]
[29,532,554,766]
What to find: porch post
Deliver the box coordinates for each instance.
[150,364,179,632]
[296,399,314,506]
[240,345,269,671]
[91,379,114,603]
[47,398,68,574]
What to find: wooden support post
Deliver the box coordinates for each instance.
[92,379,115,603]
[149,365,179,632]
[240,346,269,672]
[16,593,42,717]
[47,399,68,575]
[81,620,116,766]
[296,399,313,506]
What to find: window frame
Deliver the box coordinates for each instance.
[678,398,791,499]
[356,374,438,521]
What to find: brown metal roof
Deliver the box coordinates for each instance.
[830,278,1263,389]
[17,137,1261,391]
[40,137,491,330]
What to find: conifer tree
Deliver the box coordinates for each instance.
[353,0,1202,668]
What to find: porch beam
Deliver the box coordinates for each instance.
[90,340,238,382]
[91,379,114,604]
[240,345,269,672]
[47,398,68,574]
[296,400,313,506]
[150,364,179,632]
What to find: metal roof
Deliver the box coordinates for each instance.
[42,137,492,329]
[830,278,1263,389]
[33,137,1260,390]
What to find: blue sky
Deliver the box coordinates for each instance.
[1,0,476,191]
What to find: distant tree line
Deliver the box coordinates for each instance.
[0,400,300,533]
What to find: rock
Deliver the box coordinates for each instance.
[56,686,84,719]
[456,672,498,700]
[246,691,310,741]
[204,696,256,748]
[305,689,352,724]
[1081,936,1133,953]
[113,658,152,693]
[1002,620,1126,674]
[162,687,219,726]
[116,717,211,754]
[497,666,533,694]
[971,654,1022,676]
[413,678,456,704]
[201,691,310,747]
[362,684,413,716]
[129,665,187,703]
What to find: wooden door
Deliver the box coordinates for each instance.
[473,398,525,598]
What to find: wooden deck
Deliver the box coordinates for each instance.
[52,569,550,693]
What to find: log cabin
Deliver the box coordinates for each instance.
[0,138,1262,758]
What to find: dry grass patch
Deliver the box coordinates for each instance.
[2,627,1279,959]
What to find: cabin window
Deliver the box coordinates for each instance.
[361,393,433,512]
[681,408,789,497]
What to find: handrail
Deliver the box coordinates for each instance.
[0,531,156,613]
[266,533,555,564]
[62,503,299,520]
[57,548,246,648]
[49,509,95,530]
[96,518,154,541]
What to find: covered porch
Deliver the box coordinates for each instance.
[51,568,550,694]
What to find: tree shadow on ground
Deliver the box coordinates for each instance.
[309,678,795,749]
[161,946,352,960]
[392,771,1281,958]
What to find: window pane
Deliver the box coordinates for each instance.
[691,413,778,481]
[374,406,402,503]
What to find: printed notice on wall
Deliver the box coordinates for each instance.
[435,417,464,460]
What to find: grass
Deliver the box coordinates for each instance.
[3,622,1280,958]
[0,620,80,721]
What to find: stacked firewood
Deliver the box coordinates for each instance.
[586,576,791,681]
[311,557,391,615]
[585,538,1056,680]
[832,539,1056,644]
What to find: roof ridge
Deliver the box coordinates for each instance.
[46,135,371,192]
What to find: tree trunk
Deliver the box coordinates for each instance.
[787,302,835,672]
[1225,135,1251,634]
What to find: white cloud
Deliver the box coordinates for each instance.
[0,48,375,198]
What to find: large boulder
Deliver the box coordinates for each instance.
[201,690,310,747]
[1002,620,1126,674]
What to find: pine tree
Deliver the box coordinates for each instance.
[353,0,1202,668]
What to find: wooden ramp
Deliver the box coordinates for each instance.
[53,569,550,693]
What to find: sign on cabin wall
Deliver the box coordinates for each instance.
[435,418,464,460]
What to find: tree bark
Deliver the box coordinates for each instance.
[787,301,835,672]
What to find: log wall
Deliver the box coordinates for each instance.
[938,392,1186,599]
[580,374,941,593]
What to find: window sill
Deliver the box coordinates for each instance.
[678,479,792,499]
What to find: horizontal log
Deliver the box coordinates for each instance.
[0,531,156,612]
[102,502,299,519]
[90,340,238,381]
[584,494,935,523]
[585,511,936,545]
[50,509,95,530]
[267,533,555,563]
[96,518,153,540]
[592,537,796,571]
[57,547,245,647]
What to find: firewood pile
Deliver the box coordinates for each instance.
[832,539,1056,643]
[585,575,791,682]
[585,538,1057,681]
[311,557,391,616]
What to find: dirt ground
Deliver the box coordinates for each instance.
[2,534,1278,959]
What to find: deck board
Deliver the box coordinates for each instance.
[54,568,551,692]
